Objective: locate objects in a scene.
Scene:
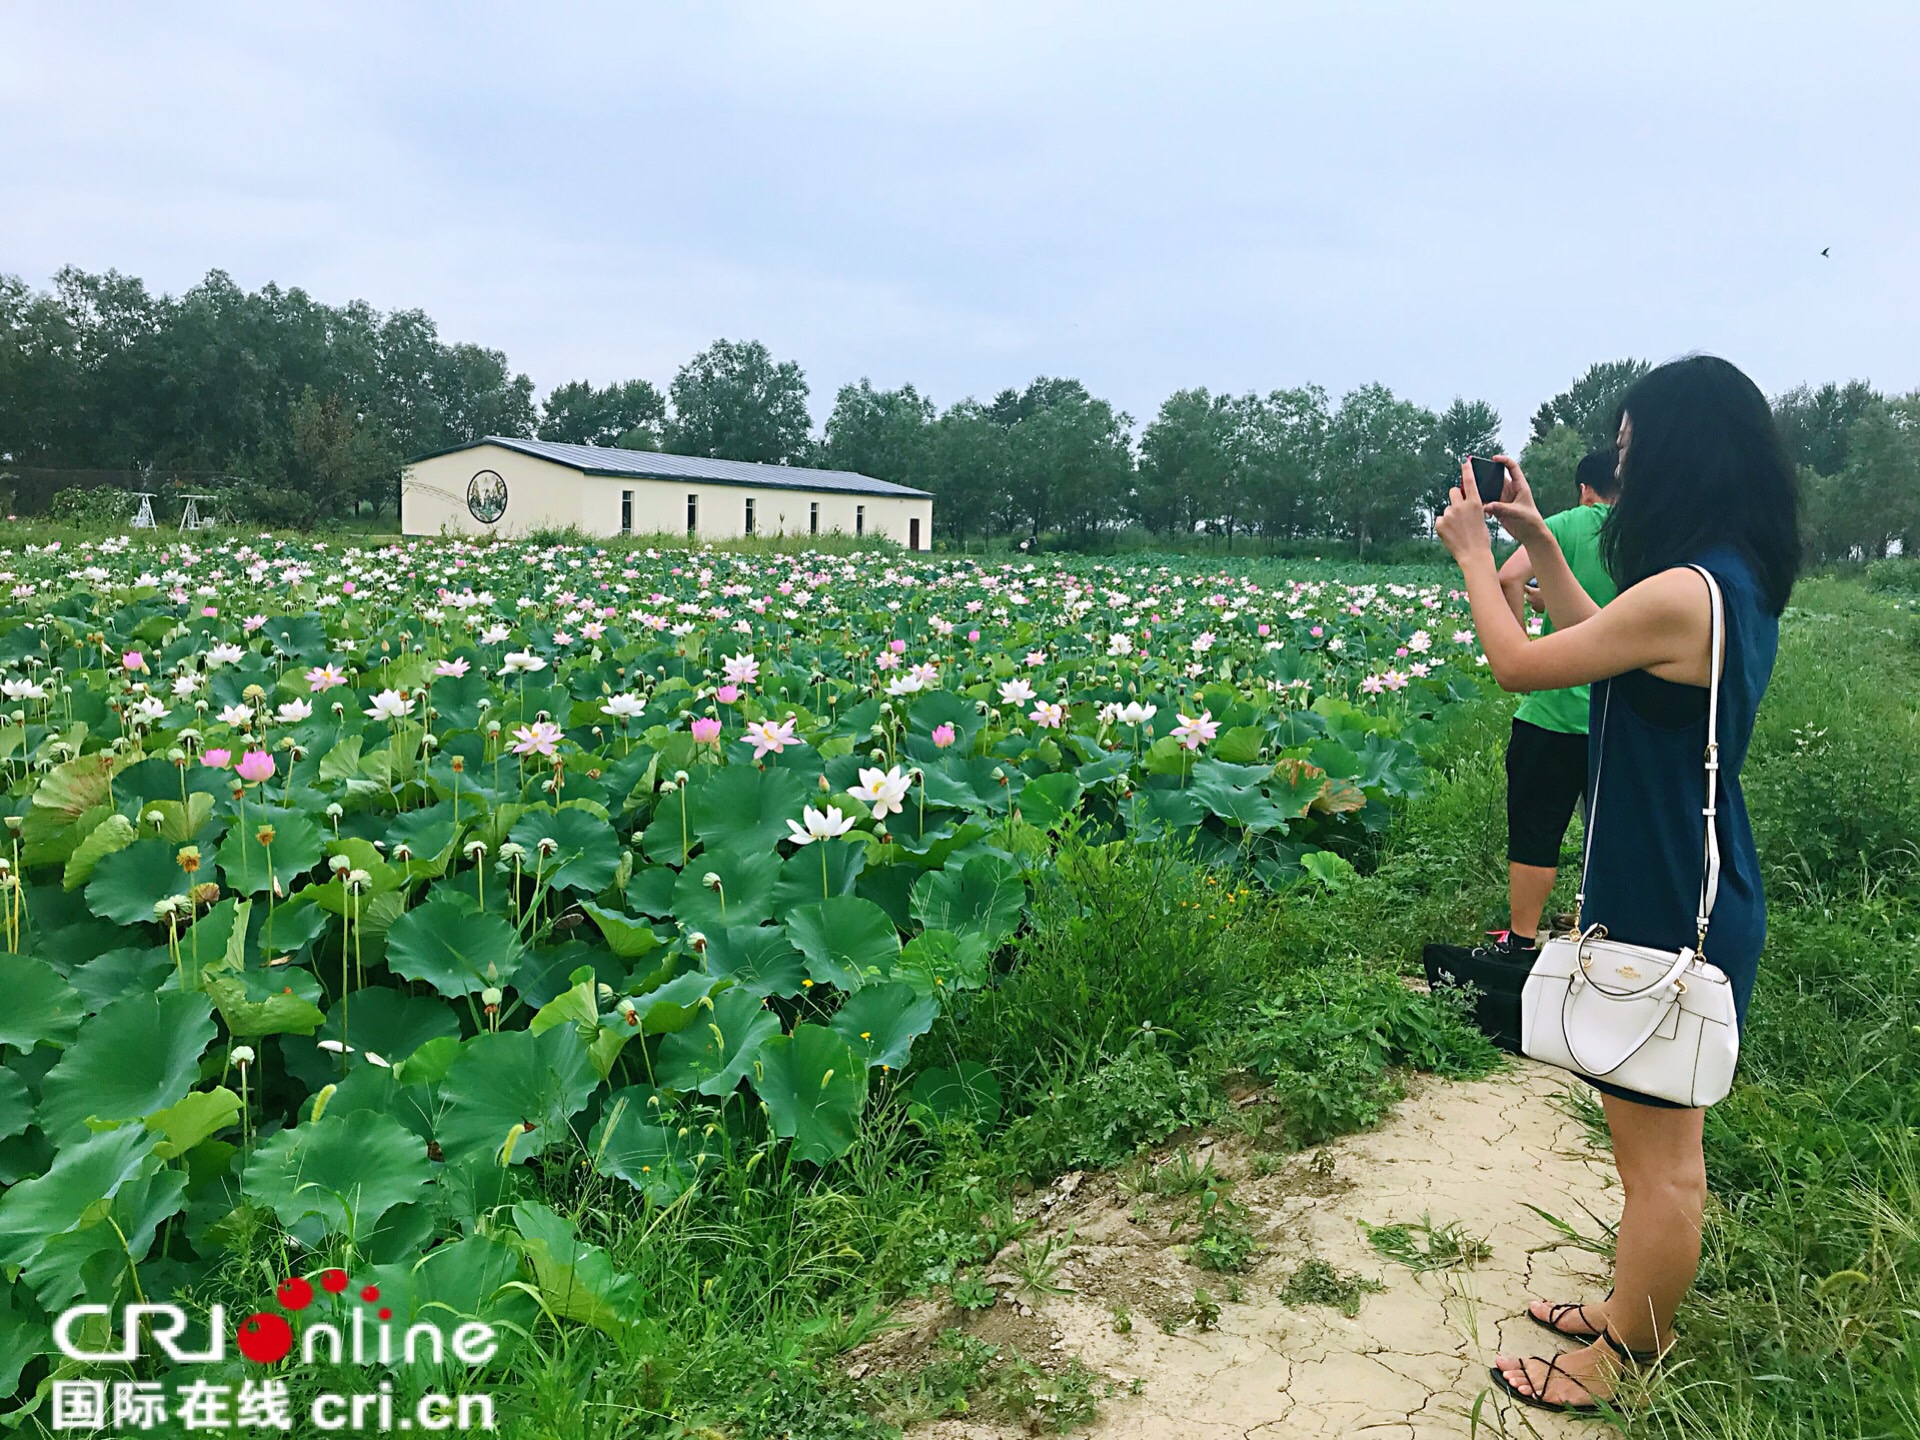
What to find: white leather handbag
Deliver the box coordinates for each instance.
[1521,565,1741,1108]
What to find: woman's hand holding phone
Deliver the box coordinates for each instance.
[1479,456,1548,546]
[1436,463,1495,566]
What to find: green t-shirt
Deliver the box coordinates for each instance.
[1513,503,1618,735]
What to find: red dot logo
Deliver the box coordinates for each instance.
[236,1313,293,1364]
[275,1276,314,1311]
[319,1269,350,1294]
[360,1285,381,1303]
[378,1307,393,1321]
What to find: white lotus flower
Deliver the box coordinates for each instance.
[852,765,911,820]
[785,804,855,845]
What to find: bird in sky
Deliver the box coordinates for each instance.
[1820,247,1830,257]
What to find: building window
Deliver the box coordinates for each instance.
[809,502,819,535]
[620,490,633,535]
[686,494,698,534]
[744,497,756,535]
[856,505,865,537]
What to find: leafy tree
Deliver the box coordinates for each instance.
[1805,394,1920,561]
[821,380,935,486]
[1530,359,1649,449]
[1323,385,1442,556]
[997,380,1133,544]
[1516,423,1589,520]
[926,400,1008,543]
[1772,380,1879,477]
[1237,387,1330,540]
[539,379,667,449]
[666,339,812,464]
[1136,389,1226,536]
[282,387,398,520]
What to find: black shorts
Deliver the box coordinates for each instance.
[1505,718,1589,868]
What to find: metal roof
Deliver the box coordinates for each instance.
[413,436,933,499]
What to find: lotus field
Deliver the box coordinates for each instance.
[0,535,1484,1383]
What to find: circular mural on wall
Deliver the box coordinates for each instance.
[466,469,508,524]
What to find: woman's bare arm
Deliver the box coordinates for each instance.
[1457,558,1712,693]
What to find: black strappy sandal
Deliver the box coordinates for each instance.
[1488,1329,1661,1416]
[1527,1288,1612,1340]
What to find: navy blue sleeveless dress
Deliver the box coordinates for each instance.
[1577,546,1777,1109]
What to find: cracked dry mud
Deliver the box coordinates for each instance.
[893,1061,1621,1440]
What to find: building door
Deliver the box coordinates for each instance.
[910,517,921,551]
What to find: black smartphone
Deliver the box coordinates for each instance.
[1467,456,1507,505]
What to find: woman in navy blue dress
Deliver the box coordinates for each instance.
[1436,355,1800,1415]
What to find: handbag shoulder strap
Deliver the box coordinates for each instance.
[1575,564,1726,948]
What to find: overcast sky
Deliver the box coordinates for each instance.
[4,2,1914,450]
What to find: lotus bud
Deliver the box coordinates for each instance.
[596,983,617,1008]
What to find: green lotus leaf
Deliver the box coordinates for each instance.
[0,1068,31,1141]
[909,853,1026,947]
[0,1124,161,1280]
[670,845,781,934]
[1213,725,1268,765]
[509,807,620,893]
[23,1163,186,1312]
[684,764,809,854]
[1013,771,1083,830]
[656,986,778,1097]
[909,1061,1002,1126]
[704,925,808,999]
[509,1200,648,1338]
[243,1109,435,1244]
[139,792,219,845]
[1189,759,1288,831]
[318,987,462,1065]
[0,954,84,1052]
[359,1231,536,1339]
[385,897,523,997]
[578,901,662,959]
[827,982,939,1071]
[0,1283,44,1397]
[66,945,174,1011]
[895,929,990,1004]
[1267,758,1331,817]
[217,806,325,894]
[62,812,137,890]
[785,897,900,993]
[627,970,726,1035]
[751,1024,868,1164]
[144,1087,242,1159]
[36,990,215,1143]
[83,837,193,925]
[770,839,867,917]
[438,1024,597,1166]
[588,1088,703,1204]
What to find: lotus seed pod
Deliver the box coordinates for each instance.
[480,986,503,1007]
[230,1046,255,1067]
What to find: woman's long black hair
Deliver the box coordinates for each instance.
[1602,354,1801,615]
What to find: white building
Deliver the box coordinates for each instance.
[401,437,934,549]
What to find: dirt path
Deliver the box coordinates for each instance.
[877,1060,1622,1439]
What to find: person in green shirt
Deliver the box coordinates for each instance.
[1486,446,1621,950]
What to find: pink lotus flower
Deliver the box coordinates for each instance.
[202,748,232,769]
[236,751,275,784]
[690,716,723,745]
[510,721,565,757]
[889,639,907,655]
[931,723,957,749]
[1361,675,1385,695]
[1172,710,1219,751]
[715,684,740,704]
[243,615,266,632]
[1257,623,1270,636]
[122,650,146,673]
[306,664,347,693]
[1310,626,1324,639]
[967,629,980,643]
[745,716,798,760]
[434,657,470,678]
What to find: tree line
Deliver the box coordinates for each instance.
[2,267,1912,557]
